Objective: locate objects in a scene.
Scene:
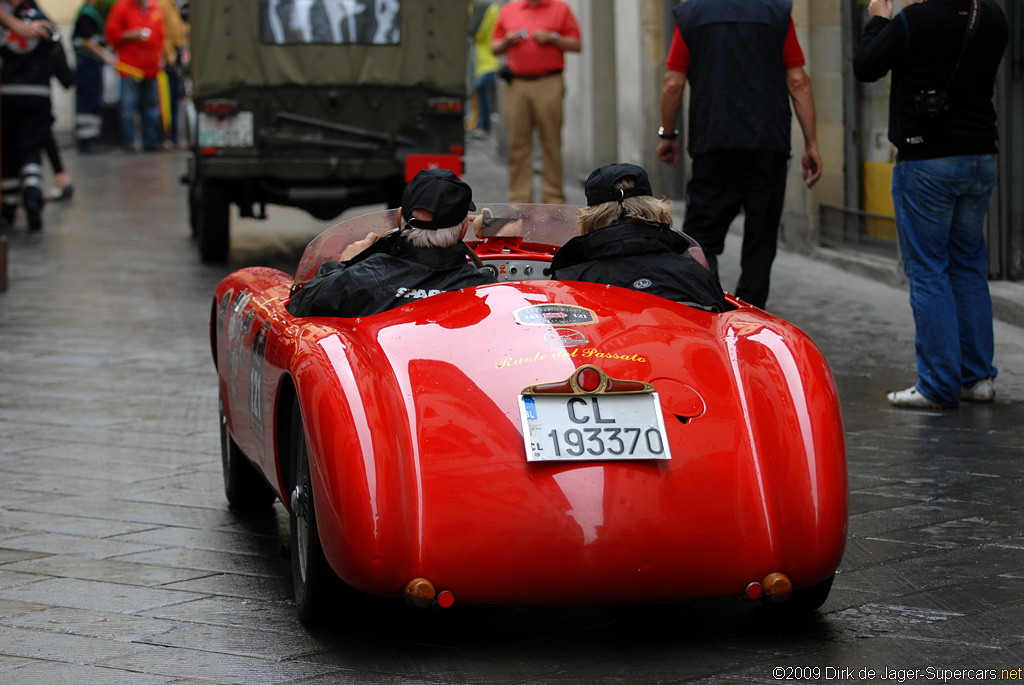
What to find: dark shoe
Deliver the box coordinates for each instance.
[78,141,110,154]
[49,183,74,202]
[27,206,42,231]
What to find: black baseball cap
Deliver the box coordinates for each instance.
[401,169,476,229]
[584,163,654,206]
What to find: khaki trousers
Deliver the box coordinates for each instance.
[504,74,565,204]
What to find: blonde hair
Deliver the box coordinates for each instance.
[577,178,674,235]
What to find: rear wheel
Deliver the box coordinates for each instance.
[220,398,277,511]
[197,178,230,263]
[788,573,834,612]
[289,397,341,623]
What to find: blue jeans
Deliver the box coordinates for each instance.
[473,71,496,132]
[891,154,998,406]
[119,76,161,149]
[75,56,104,146]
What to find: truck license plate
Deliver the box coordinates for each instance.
[199,112,254,148]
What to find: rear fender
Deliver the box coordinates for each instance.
[720,312,848,587]
[290,328,419,593]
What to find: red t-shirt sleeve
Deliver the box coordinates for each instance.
[665,25,688,73]
[665,19,805,73]
[783,19,806,69]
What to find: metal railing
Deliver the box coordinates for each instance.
[818,203,899,259]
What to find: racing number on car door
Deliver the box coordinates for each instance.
[248,321,270,443]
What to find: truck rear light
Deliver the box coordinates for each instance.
[428,98,462,114]
[204,100,239,117]
[404,154,464,182]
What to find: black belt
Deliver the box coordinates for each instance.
[512,69,562,81]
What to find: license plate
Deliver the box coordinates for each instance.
[198,112,254,148]
[519,393,671,462]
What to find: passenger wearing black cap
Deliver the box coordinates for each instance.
[550,163,729,313]
[287,169,497,318]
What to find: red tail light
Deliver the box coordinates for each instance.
[428,98,462,114]
[204,100,239,117]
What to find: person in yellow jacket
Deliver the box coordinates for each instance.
[157,0,184,147]
[467,0,498,137]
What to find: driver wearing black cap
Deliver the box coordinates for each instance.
[287,169,497,318]
[550,163,729,313]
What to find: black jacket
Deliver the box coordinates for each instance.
[853,0,1007,160]
[0,0,64,97]
[673,0,793,156]
[550,223,730,313]
[287,240,496,318]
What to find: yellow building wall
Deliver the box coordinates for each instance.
[862,160,895,217]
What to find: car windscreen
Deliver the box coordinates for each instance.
[293,205,583,284]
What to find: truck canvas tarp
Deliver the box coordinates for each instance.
[187,0,468,263]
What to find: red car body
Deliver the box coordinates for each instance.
[212,206,847,615]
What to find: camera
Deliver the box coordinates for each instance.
[912,89,949,119]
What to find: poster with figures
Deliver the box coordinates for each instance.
[261,0,400,45]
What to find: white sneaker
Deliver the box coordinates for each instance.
[961,378,995,402]
[887,385,946,409]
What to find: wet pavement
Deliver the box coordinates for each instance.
[1,139,1023,684]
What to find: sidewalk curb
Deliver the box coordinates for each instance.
[813,245,1024,330]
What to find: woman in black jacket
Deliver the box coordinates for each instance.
[550,163,730,313]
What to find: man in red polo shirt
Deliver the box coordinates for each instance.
[492,0,580,204]
[105,0,165,151]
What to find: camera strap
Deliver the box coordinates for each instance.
[943,0,981,92]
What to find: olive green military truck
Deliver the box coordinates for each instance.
[186,0,468,262]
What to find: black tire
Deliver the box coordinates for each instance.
[220,398,277,511]
[788,573,835,612]
[197,178,230,263]
[288,397,341,623]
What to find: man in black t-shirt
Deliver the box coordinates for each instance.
[854,0,1007,410]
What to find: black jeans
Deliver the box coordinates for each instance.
[682,150,788,309]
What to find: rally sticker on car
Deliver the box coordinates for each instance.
[514,304,598,326]
[543,327,590,347]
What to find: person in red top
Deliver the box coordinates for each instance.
[492,0,580,204]
[656,0,821,311]
[105,0,165,151]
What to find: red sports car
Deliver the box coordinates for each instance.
[212,205,847,622]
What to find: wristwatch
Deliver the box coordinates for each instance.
[658,126,679,141]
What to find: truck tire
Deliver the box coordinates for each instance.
[197,179,230,263]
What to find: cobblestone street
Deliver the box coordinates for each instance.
[0,142,1022,683]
